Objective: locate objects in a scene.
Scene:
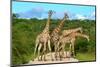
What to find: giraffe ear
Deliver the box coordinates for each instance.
[48,10,53,14]
[53,11,56,14]
[48,10,56,15]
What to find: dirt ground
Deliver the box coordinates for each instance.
[28,51,78,64]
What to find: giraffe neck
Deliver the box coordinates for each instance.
[62,27,82,36]
[75,33,89,41]
[53,17,66,33]
[73,27,82,33]
[43,15,51,33]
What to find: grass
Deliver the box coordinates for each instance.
[75,52,96,62]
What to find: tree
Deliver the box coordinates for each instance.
[12,13,19,19]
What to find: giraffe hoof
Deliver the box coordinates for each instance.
[73,55,76,58]
[51,59,54,61]
[32,59,34,61]
[44,59,47,61]
[55,58,58,61]
[38,58,41,61]
[60,57,62,61]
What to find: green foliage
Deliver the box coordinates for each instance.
[76,52,95,61]
[75,38,89,52]
[12,16,96,65]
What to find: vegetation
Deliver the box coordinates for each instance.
[76,53,95,61]
[12,15,96,65]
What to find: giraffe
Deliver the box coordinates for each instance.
[54,27,83,60]
[34,10,53,61]
[57,32,89,58]
[50,13,69,60]
[61,27,83,37]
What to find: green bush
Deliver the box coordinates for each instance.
[12,16,96,64]
[75,38,89,52]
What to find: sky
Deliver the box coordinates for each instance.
[12,1,96,20]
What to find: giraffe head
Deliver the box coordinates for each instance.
[74,27,83,33]
[85,35,90,41]
[48,10,53,17]
[64,13,69,20]
[75,32,90,42]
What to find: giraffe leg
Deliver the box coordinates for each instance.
[71,39,75,57]
[60,45,63,61]
[80,29,83,33]
[57,42,65,60]
[56,42,59,60]
[68,43,72,57]
[33,40,39,61]
[70,43,73,57]
[69,43,72,52]
[57,41,61,60]
[54,42,58,60]
[60,43,65,60]
[47,40,53,61]
[38,43,42,61]
[43,42,46,61]
[62,43,65,58]
[72,44,75,57]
